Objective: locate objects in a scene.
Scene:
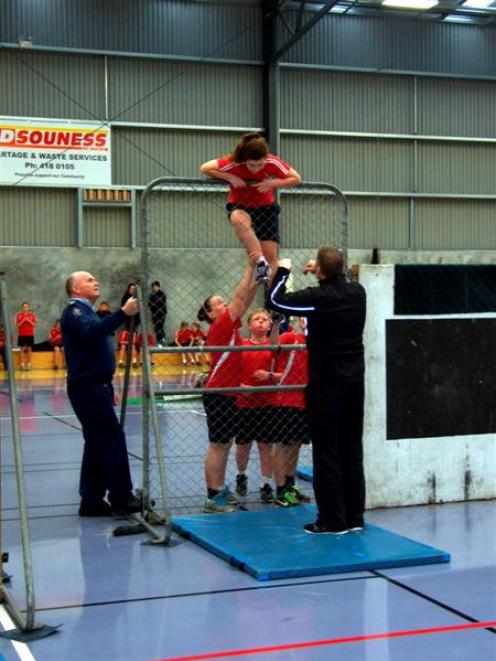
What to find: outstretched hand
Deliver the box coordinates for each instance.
[122,297,139,316]
[303,259,316,275]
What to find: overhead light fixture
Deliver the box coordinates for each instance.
[382,0,438,8]
[462,0,493,7]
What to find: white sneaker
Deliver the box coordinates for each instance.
[254,257,271,285]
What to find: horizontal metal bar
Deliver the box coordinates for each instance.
[0,42,262,67]
[111,121,263,133]
[150,343,306,354]
[155,385,304,396]
[283,128,496,145]
[2,182,496,202]
[82,201,133,207]
[280,61,496,83]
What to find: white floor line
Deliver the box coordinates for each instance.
[0,409,197,421]
[0,605,36,661]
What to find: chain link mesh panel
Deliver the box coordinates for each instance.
[138,178,347,516]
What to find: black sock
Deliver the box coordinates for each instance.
[207,488,220,499]
[277,485,286,496]
[285,476,295,488]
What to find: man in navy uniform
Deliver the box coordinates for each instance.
[62,271,141,516]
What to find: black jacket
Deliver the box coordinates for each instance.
[268,267,366,382]
[148,289,167,320]
[61,299,127,384]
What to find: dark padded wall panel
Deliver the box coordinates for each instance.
[386,318,496,439]
[395,265,496,315]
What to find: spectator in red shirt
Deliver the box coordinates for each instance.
[117,329,138,368]
[200,133,301,284]
[48,319,64,370]
[197,259,258,514]
[270,317,312,508]
[190,321,208,366]
[135,331,155,366]
[175,321,195,366]
[15,302,37,370]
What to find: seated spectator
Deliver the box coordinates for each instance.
[48,319,64,370]
[96,301,112,319]
[175,321,195,366]
[15,301,37,371]
[117,329,138,368]
[135,331,155,366]
[190,321,208,365]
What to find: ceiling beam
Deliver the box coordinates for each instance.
[269,0,340,62]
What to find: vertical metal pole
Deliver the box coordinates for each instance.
[130,189,137,249]
[119,315,136,429]
[75,189,84,249]
[137,286,171,544]
[0,275,36,630]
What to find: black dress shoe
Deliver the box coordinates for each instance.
[303,522,348,535]
[78,501,112,517]
[111,496,142,515]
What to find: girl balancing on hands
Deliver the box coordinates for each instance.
[200,133,301,285]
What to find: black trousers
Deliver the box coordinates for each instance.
[68,380,133,507]
[307,379,365,530]
[152,316,166,344]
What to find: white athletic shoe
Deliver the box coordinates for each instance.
[254,257,271,285]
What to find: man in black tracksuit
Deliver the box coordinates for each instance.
[62,271,141,517]
[268,246,366,534]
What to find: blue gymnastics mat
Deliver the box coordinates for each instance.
[297,465,313,482]
[172,506,450,581]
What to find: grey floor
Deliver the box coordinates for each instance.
[0,374,495,661]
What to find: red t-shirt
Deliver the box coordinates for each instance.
[136,332,155,348]
[237,338,276,409]
[217,154,291,207]
[16,312,37,337]
[49,327,63,347]
[176,328,192,345]
[206,309,242,390]
[118,330,137,346]
[191,327,207,344]
[274,332,308,409]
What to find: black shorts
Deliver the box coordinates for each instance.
[236,407,275,444]
[271,407,310,445]
[202,394,238,444]
[226,203,280,243]
[18,336,34,347]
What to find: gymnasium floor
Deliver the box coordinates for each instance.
[0,371,495,661]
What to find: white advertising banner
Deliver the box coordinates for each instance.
[0,117,111,186]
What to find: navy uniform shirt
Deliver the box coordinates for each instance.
[61,298,127,384]
[268,267,366,383]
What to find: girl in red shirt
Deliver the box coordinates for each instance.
[135,331,155,366]
[48,319,64,370]
[174,321,195,366]
[15,301,37,370]
[235,308,276,504]
[117,329,138,368]
[197,260,259,514]
[190,321,208,365]
[200,133,301,284]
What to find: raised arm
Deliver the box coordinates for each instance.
[227,262,258,322]
[200,159,246,188]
